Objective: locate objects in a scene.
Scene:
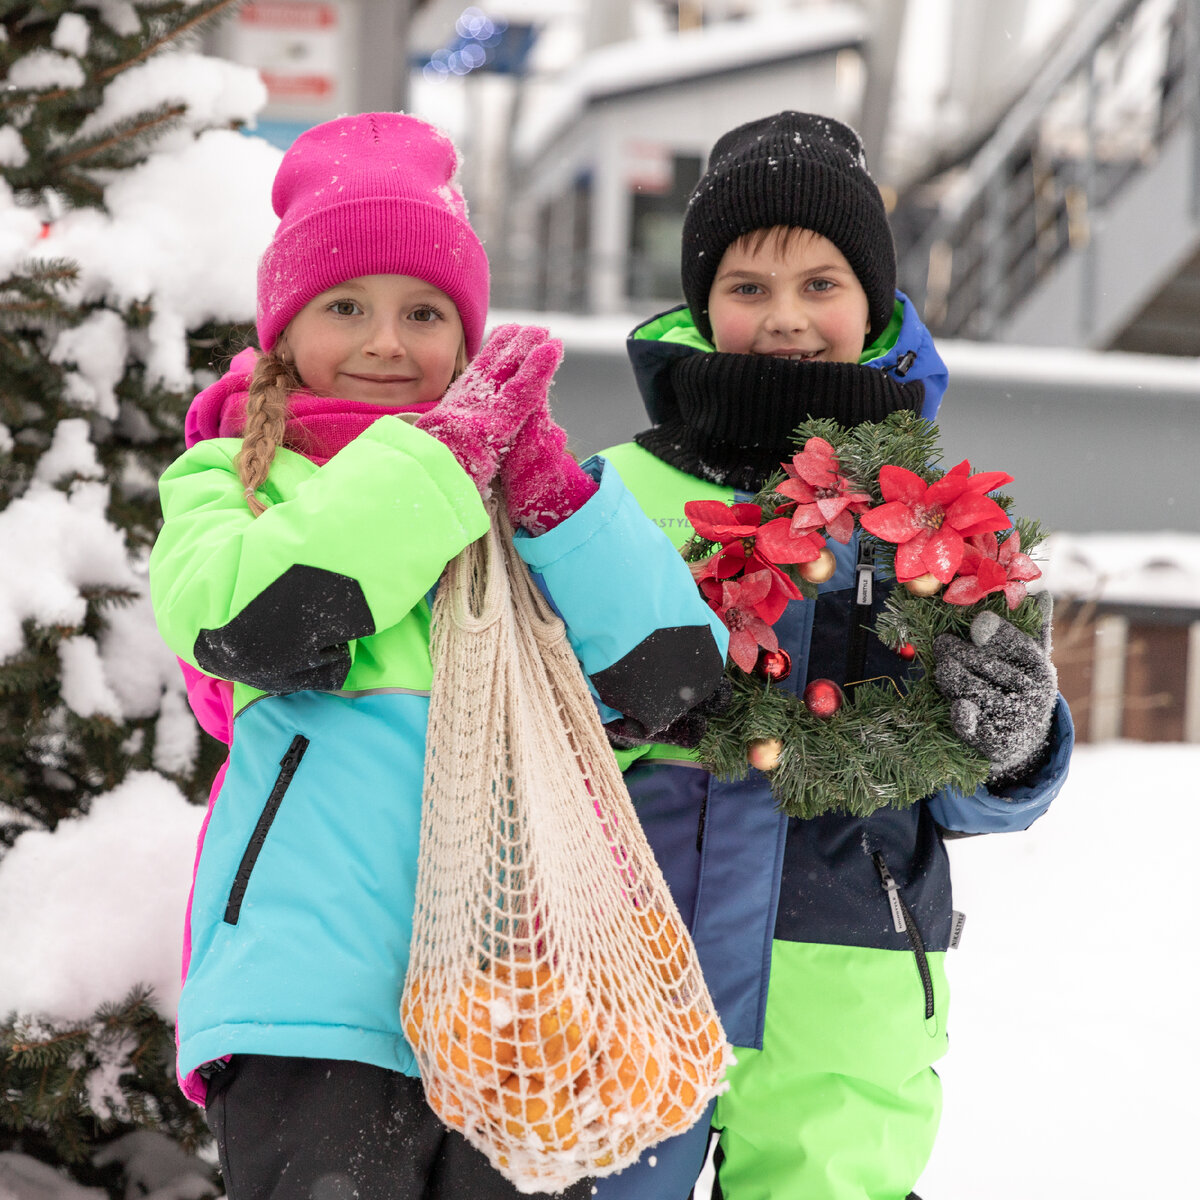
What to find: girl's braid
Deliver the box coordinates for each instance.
[237,351,299,516]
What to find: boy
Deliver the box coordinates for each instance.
[596,112,1073,1200]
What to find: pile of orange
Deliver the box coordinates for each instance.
[400,912,726,1177]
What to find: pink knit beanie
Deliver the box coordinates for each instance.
[256,112,489,356]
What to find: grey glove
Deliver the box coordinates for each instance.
[932,592,1057,786]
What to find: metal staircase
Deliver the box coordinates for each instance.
[897,0,1200,354]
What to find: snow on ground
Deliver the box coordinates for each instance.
[690,743,1200,1200]
[693,740,1199,1199]
[914,740,1196,1198]
[0,742,1195,1197]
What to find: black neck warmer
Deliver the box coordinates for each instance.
[634,352,925,492]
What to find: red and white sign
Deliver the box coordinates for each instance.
[240,2,337,28]
[259,71,335,98]
[625,141,673,194]
[234,0,344,113]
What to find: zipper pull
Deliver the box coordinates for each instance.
[874,854,907,933]
[279,734,308,772]
[856,541,875,608]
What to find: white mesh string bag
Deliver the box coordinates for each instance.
[402,498,730,1194]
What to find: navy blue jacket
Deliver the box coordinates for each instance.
[604,293,1074,1050]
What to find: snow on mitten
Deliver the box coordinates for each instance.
[932,592,1058,786]
[415,324,558,493]
[605,676,733,750]
[496,344,598,534]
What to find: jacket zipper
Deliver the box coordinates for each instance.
[873,852,935,1021]
[844,539,875,695]
[882,349,917,378]
[224,733,309,925]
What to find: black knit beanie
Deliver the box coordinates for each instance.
[681,111,896,346]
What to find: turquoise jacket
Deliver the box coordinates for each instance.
[149,406,727,1103]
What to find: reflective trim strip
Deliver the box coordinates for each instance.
[331,686,431,699]
[636,756,710,770]
[234,685,431,719]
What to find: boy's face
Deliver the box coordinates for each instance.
[282,273,464,406]
[706,228,871,363]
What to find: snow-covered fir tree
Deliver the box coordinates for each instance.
[0,2,283,1193]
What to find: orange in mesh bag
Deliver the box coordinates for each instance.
[401,498,730,1193]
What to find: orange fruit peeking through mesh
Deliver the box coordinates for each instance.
[399,938,727,1176]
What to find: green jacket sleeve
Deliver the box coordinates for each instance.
[149,416,489,688]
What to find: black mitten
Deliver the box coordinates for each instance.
[194,564,374,694]
[932,592,1057,786]
[605,676,733,751]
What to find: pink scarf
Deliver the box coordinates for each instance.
[185,347,438,465]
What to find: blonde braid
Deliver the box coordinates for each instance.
[237,351,299,516]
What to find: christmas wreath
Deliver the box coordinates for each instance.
[682,410,1047,820]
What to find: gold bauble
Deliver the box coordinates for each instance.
[747,737,783,772]
[799,548,837,584]
[903,572,943,597]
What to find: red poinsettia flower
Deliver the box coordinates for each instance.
[686,499,824,585]
[694,540,801,627]
[701,569,782,672]
[752,517,826,565]
[685,498,825,669]
[684,500,767,545]
[943,529,1043,609]
[775,436,872,543]
[858,460,1014,583]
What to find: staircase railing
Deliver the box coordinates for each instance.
[899,0,1200,340]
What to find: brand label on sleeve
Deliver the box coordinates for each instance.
[949,910,966,949]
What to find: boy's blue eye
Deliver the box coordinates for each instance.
[733,283,762,296]
[808,278,834,293]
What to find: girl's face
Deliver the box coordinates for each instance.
[706,228,871,364]
[282,274,464,405]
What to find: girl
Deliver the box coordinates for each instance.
[149,112,728,1200]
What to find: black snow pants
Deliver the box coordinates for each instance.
[203,1055,594,1200]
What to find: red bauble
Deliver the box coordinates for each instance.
[803,678,844,718]
[896,642,917,661]
[756,648,792,681]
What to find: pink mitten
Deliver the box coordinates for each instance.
[500,402,598,534]
[415,324,558,492]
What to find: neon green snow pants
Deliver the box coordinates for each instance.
[711,939,950,1200]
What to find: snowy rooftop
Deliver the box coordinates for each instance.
[493,306,1200,396]
[1040,531,1200,611]
[517,4,866,159]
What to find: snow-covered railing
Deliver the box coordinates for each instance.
[901,0,1200,339]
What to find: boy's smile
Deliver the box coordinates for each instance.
[706,228,872,364]
[282,274,464,406]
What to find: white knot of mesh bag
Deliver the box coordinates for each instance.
[401,497,730,1194]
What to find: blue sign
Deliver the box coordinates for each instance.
[417,8,537,80]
